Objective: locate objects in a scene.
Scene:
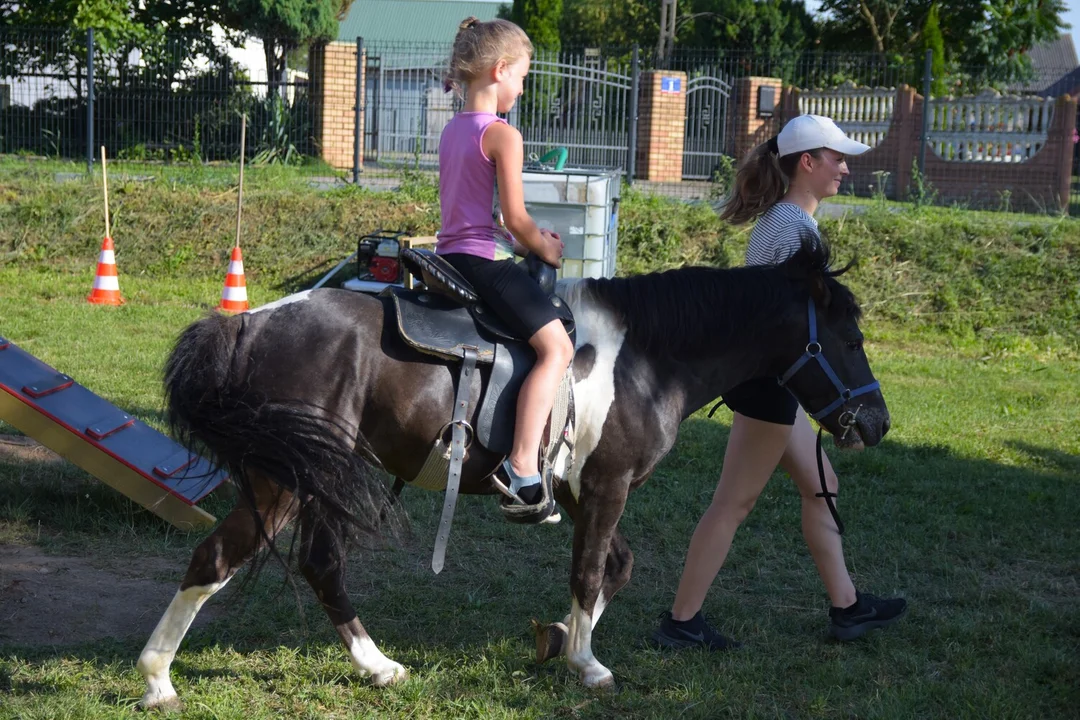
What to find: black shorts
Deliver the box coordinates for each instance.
[721,376,799,425]
[441,253,560,339]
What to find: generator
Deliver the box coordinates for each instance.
[355,229,405,284]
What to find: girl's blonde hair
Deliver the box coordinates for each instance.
[444,17,533,94]
[720,138,822,225]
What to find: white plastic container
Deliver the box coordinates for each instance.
[521,168,621,280]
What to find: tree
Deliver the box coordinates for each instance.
[559,0,662,49]
[0,0,222,96]
[915,2,945,95]
[817,1,1068,85]
[675,0,817,56]
[219,0,342,90]
[509,0,563,50]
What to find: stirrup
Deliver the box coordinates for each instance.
[494,465,560,525]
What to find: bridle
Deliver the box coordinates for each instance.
[777,296,881,535]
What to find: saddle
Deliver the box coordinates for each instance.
[392,248,575,453]
[388,249,577,574]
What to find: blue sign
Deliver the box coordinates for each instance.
[661,76,682,94]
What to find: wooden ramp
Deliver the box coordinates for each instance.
[0,335,225,530]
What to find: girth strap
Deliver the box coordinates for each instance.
[431,346,477,574]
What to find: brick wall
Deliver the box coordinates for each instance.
[310,41,364,171]
[760,82,1076,212]
[635,71,687,182]
[730,76,786,164]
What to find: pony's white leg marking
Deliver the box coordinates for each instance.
[565,594,614,688]
[561,282,626,501]
[346,634,408,687]
[247,289,313,314]
[137,579,228,708]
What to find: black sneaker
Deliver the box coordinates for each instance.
[651,611,741,651]
[829,591,907,641]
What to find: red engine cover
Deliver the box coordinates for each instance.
[369,257,400,283]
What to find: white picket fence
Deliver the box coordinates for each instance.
[926,89,1056,163]
[797,82,1059,163]
[798,80,895,149]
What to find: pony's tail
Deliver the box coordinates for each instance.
[164,314,400,558]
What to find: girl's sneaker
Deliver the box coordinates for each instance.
[828,591,907,641]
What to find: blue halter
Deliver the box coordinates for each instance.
[776,296,882,536]
[778,297,880,423]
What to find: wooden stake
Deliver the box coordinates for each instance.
[235,114,246,249]
[101,145,110,239]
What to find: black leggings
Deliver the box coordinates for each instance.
[721,376,799,425]
[441,253,560,340]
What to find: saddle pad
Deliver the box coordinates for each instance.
[391,288,496,362]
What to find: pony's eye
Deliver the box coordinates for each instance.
[846,340,862,351]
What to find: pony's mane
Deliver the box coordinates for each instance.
[587,238,860,359]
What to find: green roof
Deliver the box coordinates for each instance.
[338,0,504,45]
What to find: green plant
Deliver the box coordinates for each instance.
[870,170,891,206]
[191,114,203,164]
[707,155,737,203]
[998,188,1013,214]
[252,96,301,166]
[40,128,61,159]
[909,159,938,207]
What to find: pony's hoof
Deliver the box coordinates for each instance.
[581,668,615,690]
[371,663,408,687]
[138,692,183,712]
[532,618,568,663]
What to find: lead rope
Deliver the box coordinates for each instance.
[815,427,845,535]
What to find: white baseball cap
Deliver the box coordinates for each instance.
[776,114,871,158]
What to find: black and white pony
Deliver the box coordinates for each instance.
[137,241,888,708]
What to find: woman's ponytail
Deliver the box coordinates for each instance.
[719,138,787,225]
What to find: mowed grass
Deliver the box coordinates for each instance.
[0,270,1078,719]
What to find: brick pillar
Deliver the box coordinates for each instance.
[731,76,784,163]
[635,70,687,182]
[892,85,917,199]
[310,41,364,171]
[1054,94,1077,210]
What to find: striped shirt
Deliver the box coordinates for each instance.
[745,202,819,267]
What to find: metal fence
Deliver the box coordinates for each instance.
[1,28,319,169]
[4,29,1080,214]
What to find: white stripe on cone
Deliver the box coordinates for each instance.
[222,285,248,302]
[93,275,120,291]
[227,260,244,275]
[98,250,116,264]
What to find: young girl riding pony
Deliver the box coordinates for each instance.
[437,18,573,525]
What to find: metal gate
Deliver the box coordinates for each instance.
[682,69,732,180]
[363,44,635,172]
[509,49,634,171]
[364,47,459,166]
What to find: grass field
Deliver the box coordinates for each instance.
[1,261,1077,718]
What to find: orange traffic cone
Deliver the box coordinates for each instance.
[87,236,124,306]
[217,246,249,313]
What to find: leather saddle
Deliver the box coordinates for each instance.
[389,248,576,455]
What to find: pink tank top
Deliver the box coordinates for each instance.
[436,112,515,261]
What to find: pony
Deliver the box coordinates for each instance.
[137,241,888,708]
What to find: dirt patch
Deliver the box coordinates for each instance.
[0,434,64,465]
[0,544,215,647]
